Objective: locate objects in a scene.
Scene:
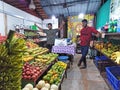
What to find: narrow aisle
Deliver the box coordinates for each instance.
[61,54,110,90]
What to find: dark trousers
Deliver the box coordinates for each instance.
[78,46,89,67]
[46,44,53,52]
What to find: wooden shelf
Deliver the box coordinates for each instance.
[22,59,56,88]
[94,48,120,66]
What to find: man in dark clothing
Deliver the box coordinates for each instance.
[77,19,100,69]
[35,23,64,52]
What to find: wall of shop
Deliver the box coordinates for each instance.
[0,1,42,36]
[0,13,5,35]
[67,14,94,42]
[96,0,111,29]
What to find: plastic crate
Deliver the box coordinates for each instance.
[94,56,111,72]
[95,56,109,61]
[94,56,109,67]
[106,66,120,90]
[58,56,69,62]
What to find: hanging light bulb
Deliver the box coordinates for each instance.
[29,0,36,9]
[78,13,84,19]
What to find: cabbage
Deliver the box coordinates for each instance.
[25,83,33,90]
[32,88,39,90]
[44,83,50,89]
[50,84,58,90]
[41,87,49,90]
[37,80,45,88]
[22,87,30,90]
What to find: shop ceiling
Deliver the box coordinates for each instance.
[3,0,107,20]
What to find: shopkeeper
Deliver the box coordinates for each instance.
[77,19,100,69]
[35,22,65,52]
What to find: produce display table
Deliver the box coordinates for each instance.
[94,48,119,90]
[52,44,76,65]
[22,59,56,88]
[94,48,119,66]
[58,68,67,90]
[52,44,76,55]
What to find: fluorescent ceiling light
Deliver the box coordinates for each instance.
[14,15,24,19]
[29,0,35,9]
[78,13,84,19]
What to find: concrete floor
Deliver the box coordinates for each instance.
[61,54,111,90]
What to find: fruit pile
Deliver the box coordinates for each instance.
[101,44,119,56]
[0,35,7,44]
[22,47,49,62]
[22,82,58,90]
[0,31,27,90]
[42,61,67,85]
[111,51,120,64]
[94,41,104,50]
[24,31,37,37]
[27,47,48,56]
[35,53,58,65]
[36,80,58,90]
[22,62,43,81]
[22,61,66,90]
[31,61,48,70]
[95,42,120,64]
[26,41,39,48]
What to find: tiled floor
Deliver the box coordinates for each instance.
[61,54,111,90]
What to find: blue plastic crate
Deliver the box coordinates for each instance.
[94,56,109,67]
[58,56,69,62]
[95,56,109,61]
[106,66,120,90]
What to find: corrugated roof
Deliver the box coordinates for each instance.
[40,0,101,17]
[3,0,102,19]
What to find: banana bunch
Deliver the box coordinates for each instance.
[111,51,120,64]
[0,32,27,90]
[0,46,23,90]
[0,44,8,67]
[6,37,28,55]
[0,44,8,57]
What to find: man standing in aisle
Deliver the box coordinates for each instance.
[77,19,100,69]
[35,22,65,52]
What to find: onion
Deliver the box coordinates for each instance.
[33,69,37,73]
[36,67,40,71]
[24,75,28,79]
[26,71,31,75]
[22,73,26,76]
[26,68,30,71]
[32,75,36,80]
[31,71,34,75]
[27,75,31,80]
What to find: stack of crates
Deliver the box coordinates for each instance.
[106,66,120,90]
[94,55,111,72]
